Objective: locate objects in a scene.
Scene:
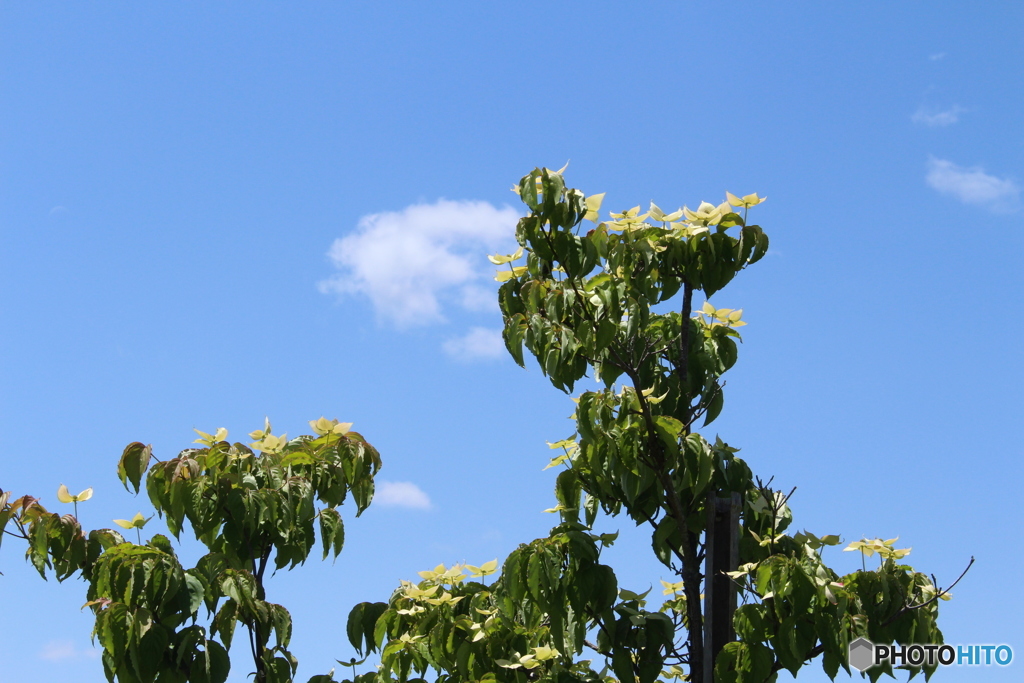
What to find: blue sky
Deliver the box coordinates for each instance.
[1,3,1021,682]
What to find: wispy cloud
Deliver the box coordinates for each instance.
[925,157,1020,212]
[320,200,519,327]
[40,641,76,661]
[40,640,99,661]
[442,327,506,361]
[376,481,432,509]
[929,52,946,61]
[912,105,964,127]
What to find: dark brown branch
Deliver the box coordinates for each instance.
[678,284,694,427]
[881,556,974,627]
[682,381,727,431]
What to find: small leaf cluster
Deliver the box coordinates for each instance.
[86,537,229,683]
[1,489,100,581]
[352,524,635,683]
[124,418,378,571]
[498,167,766,400]
[2,416,379,683]
[717,492,946,682]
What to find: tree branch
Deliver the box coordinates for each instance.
[677,284,694,428]
[882,556,974,627]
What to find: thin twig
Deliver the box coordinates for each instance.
[882,556,974,626]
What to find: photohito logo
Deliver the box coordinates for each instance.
[848,637,1013,671]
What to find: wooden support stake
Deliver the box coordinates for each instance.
[703,491,741,682]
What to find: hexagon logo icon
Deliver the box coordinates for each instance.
[849,637,876,672]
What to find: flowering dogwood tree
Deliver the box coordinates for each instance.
[346,168,961,683]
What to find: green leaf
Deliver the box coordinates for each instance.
[182,571,206,617]
[822,649,840,680]
[703,388,724,426]
[319,508,345,561]
[595,318,617,353]
[351,479,375,516]
[554,469,581,523]
[772,617,802,676]
[594,564,619,612]
[193,639,230,683]
[718,336,738,370]
[271,603,293,648]
[118,442,153,495]
[212,599,238,651]
[745,642,775,682]
[652,516,680,568]
[637,654,662,683]
[347,603,367,654]
[527,551,546,605]
[132,621,169,682]
[362,602,388,654]
[220,570,257,612]
[713,643,740,683]
[372,610,391,659]
[306,675,338,683]
[583,492,599,528]
[503,549,525,603]
[147,534,175,556]
[751,230,769,263]
[612,648,634,683]
[733,604,765,642]
[694,443,714,498]
[653,415,683,455]
[718,212,745,228]
[281,451,316,467]
[28,513,52,577]
[519,171,540,210]
[714,641,772,683]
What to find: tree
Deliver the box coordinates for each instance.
[0,417,380,683]
[346,168,964,683]
[1,167,967,683]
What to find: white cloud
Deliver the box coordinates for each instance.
[39,640,98,661]
[442,327,506,361]
[925,157,1020,211]
[40,641,76,661]
[320,200,519,327]
[459,285,496,312]
[929,52,946,61]
[376,481,432,509]
[912,105,964,127]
